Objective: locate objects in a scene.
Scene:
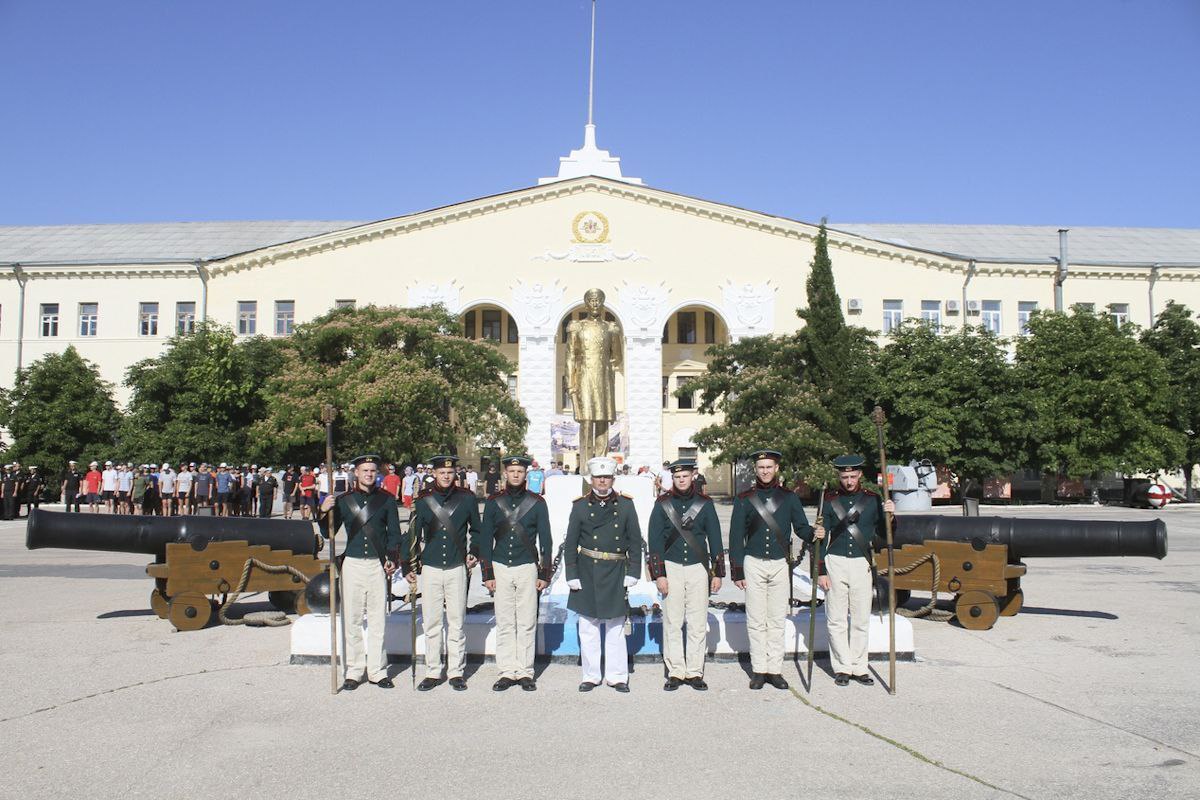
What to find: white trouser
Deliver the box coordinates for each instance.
[824,553,873,676]
[493,562,538,679]
[421,564,467,679]
[340,556,388,682]
[743,554,789,675]
[661,561,710,678]
[578,615,628,685]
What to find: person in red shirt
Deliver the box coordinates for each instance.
[299,467,316,520]
[84,461,103,513]
[381,463,402,499]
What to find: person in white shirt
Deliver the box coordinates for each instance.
[316,467,330,501]
[158,464,177,516]
[116,464,134,515]
[465,467,478,495]
[401,466,418,509]
[176,466,194,516]
[101,461,118,513]
[656,462,673,496]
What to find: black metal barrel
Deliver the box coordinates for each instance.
[25,509,320,558]
[892,515,1167,560]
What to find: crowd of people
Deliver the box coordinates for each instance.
[0,455,710,524]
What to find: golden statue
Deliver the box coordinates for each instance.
[566,288,623,466]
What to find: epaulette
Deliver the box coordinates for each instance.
[655,493,672,504]
[737,488,755,499]
[486,491,504,501]
[620,492,633,500]
[572,494,587,503]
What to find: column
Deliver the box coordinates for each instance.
[518,333,556,466]
[623,334,663,470]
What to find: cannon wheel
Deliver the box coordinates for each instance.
[150,588,170,619]
[294,589,311,616]
[893,589,912,608]
[955,590,1000,630]
[268,590,299,614]
[168,592,212,632]
[1000,588,1024,617]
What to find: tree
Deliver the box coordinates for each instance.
[251,304,528,466]
[1140,301,1200,500]
[2,346,121,478]
[680,335,844,486]
[874,321,1030,490]
[121,324,284,465]
[795,222,880,449]
[1016,309,1185,489]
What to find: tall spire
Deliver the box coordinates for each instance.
[539,0,642,186]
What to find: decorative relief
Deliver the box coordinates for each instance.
[618,281,670,334]
[510,279,564,333]
[721,279,776,334]
[518,334,557,466]
[572,211,610,243]
[623,335,664,470]
[531,244,648,264]
[407,281,461,313]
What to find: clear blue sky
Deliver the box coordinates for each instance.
[2,0,1197,227]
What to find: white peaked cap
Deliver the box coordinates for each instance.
[587,457,617,477]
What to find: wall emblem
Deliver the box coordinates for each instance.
[572,211,610,244]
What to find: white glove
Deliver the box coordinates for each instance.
[623,576,638,588]
[567,579,582,591]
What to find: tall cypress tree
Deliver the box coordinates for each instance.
[796,222,877,449]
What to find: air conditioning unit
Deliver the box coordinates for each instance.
[967,300,981,314]
[847,298,863,313]
[945,300,960,314]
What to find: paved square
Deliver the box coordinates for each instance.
[1,503,1196,799]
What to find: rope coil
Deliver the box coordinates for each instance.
[889,552,953,620]
[217,557,311,627]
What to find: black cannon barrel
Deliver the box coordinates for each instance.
[25,509,320,558]
[892,515,1167,561]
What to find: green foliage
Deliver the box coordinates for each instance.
[1016,308,1185,478]
[252,305,528,466]
[3,346,121,474]
[680,335,843,486]
[121,324,284,465]
[1140,301,1200,492]
[875,322,1030,485]
[795,222,880,449]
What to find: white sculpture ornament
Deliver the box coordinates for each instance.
[511,280,564,332]
[619,282,670,334]
[722,280,776,332]
[407,281,462,313]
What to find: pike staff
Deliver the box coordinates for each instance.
[321,404,341,695]
[807,481,827,691]
[870,405,897,695]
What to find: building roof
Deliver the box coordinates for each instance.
[0,220,362,264]
[830,223,1200,266]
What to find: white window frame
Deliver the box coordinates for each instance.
[981,300,1002,335]
[176,302,196,335]
[78,302,98,337]
[274,300,295,336]
[40,303,59,337]
[920,300,941,329]
[882,300,902,334]
[139,302,159,337]
[1109,303,1129,326]
[237,301,257,335]
[1017,301,1038,335]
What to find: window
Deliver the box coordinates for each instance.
[507,314,519,343]
[237,301,257,335]
[920,300,941,329]
[463,310,476,339]
[481,309,502,341]
[40,303,59,337]
[334,299,356,310]
[662,376,670,409]
[676,376,695,410]
[176,302,196,335]
[78,303,98,337]
[1075,302,1095,314]
[882,300,902,333]
[561,375,572,412]
[704,311,716,344]
[1017,301,1037,335]
[507,374,518,400]
[1109,303,1129,326]
[661,322,669,344]
[139,302,159,336]
[677,447,698,461]
[981,300,1001,334]
[677,311,697,344]
[275,300,295,336]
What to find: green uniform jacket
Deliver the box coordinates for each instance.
[478,486,553,582]
[646,490,725,578]
[728,483,813,582]
[817,487,885,576]
[564,491,642,619]
[325,488,403,566]
[403,486,480,573]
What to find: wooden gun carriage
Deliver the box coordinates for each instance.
[26,510,327,631]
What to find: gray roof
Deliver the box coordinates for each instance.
[830,223,1200,265]
[0,220,363,264]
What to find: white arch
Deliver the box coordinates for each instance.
[657,299,732,336]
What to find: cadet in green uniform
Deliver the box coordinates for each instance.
[402,454,480,691]
[563,456,642,693]
[729,449,815,690]
[813,455,894,686]
[479,454,553,692]
[319,454,402,690]
[647,458,724,691]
